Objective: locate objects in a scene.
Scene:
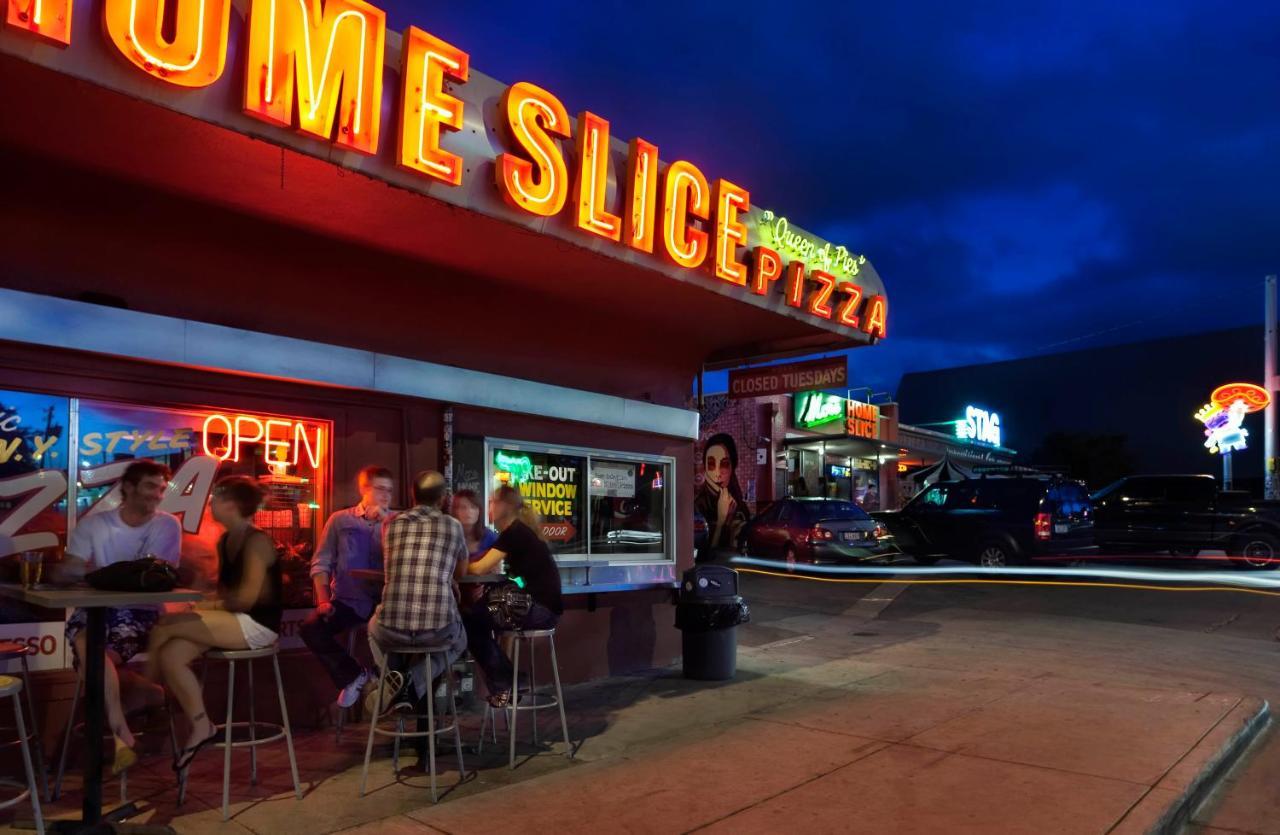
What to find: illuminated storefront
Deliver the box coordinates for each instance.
[0,391,330,669]
[0,1,889,696]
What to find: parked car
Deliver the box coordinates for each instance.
[878,475,1095,567]
[1091,474,1280,569]
[741,498,886,568]
[692,509,709,562]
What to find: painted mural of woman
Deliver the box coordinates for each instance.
[695,432,751,555]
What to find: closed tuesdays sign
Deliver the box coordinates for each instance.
[728,357,848,399]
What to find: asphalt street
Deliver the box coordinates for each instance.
[733,555,1280,833]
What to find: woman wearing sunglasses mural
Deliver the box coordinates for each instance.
[695,433,751,560]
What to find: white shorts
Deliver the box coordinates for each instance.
[233,613,279,650]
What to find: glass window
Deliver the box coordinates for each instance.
[755,502,781,525]
[1166,478,1215,505]
[798,500,869,523]
[590,459,668,556]
[944,482,980,509]
[918,485,949,507]
[0,389,71,634]
[76,401,330,609]
[1120,478,1165,502]
[492,447,588,556]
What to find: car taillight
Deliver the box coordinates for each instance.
[873,524,887,539]
[808,527,834,543]
[1034,513,1052,541]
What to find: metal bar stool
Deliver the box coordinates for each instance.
[479,628,572,769]
[0,643,48,804]
[0,676,43,834]
[177,644,301,821]
[360,645,465,803]
[53,658,178,805]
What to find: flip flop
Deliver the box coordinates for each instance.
[112,745,137,776]
[172,728,220,773]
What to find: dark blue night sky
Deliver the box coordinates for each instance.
[382,1,1280,394]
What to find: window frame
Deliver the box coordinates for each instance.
[484,437,676,566]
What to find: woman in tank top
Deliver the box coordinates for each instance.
[144,475,283,772]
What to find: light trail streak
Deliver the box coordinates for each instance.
[730,556,1280,592]
[735,567,1280,598]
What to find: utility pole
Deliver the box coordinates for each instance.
[1266,276,1277,499]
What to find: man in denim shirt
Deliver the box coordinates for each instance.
[302,465,394,709]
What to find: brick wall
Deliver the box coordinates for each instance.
[696,394,789,515]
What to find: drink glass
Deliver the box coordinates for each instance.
[19,552,43,589]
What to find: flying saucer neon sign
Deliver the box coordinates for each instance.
[1195,382,1271,455]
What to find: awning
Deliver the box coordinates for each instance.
[910,455,974,487]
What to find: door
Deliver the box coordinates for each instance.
[1096,477,1166,548]
[745,501,783,557]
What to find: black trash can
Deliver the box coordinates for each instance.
[676,565,749,681]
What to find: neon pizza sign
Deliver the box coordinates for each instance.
[2,0,886,340]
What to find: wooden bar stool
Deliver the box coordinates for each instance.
[0,643,47,804]
[0,676,44,834]
[479,628,572,769]
[177,644,301,821]
[360,645,465,803]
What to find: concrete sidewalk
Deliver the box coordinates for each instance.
[11,574,1271,834]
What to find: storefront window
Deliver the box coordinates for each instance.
[489,441,673,563]
[491,446,588,556]
[0,390,71,658]
[589,459,668,556]
[76,401,330,609]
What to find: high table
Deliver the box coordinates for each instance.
[348,569,505,586]
[0,583,202,834]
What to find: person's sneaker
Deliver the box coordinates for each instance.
[364,670,405,716]
[336,669,370,710]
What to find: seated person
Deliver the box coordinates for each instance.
[450,489,498,562]
[365,471,469,714]
[465,486,563,707]
[145,476,282,771]
[62,459,182,774]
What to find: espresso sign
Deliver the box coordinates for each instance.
[728,358,848,399]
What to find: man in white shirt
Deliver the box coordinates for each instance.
[64,460,182,773]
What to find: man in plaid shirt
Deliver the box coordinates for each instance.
[366,470,468,713]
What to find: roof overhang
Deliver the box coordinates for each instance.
[0,5,888,369]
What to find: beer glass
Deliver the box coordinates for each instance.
[19,551,43,589]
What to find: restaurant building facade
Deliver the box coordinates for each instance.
[0,0,889,726]
[697,389,1015,513]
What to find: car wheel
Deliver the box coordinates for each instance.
[976,540,1017,568]
[783,545,798,572]
[1169,547,1201,558]
[1231,533,1280,570]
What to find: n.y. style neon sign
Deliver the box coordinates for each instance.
[2,0,886,341]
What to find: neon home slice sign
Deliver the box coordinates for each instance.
[3,0,885,340]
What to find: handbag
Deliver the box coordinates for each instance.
[485,582,533,630]
[86,557,179,593]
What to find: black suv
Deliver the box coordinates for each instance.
[1091,474,1280,569]
[878,475,1095,567]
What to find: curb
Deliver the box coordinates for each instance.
[1148,698,1271,835]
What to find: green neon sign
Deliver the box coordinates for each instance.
[795,392,846,428]
[758,210,867,280]
[494,450,535,485]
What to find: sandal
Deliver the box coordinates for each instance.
[487,690,512,709]
[112,745,137,776]
[172,715,220,772]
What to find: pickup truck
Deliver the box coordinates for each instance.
[1090,474,1280,569]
